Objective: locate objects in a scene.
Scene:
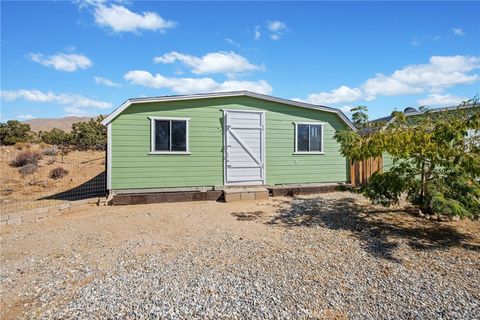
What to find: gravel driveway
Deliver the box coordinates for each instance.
[1,192,479,319]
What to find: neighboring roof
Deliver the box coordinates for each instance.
[371,103,479,125]
[101,91,356,130]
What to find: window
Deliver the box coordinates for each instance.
[149,117,190,154]
[295,123,324,153]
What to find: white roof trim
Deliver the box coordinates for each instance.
[101,90,356,130]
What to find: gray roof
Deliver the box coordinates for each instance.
[371,103,479,124]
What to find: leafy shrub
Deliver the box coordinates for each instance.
[363,172,406,207]
[363,162,418,207]
[18,163,38,176]
[49,167,69,180]
[42,146,58,156]
[39,128,71,146]
[11,151,42,167]
[0,120,32,145]
[425,173,480,218]
[70,117,106,150]
[335,99,480,219]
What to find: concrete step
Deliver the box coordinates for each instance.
[223,187,269,202]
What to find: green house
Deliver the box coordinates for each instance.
[101,91,355,195]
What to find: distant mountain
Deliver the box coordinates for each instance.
[24,116,99,132]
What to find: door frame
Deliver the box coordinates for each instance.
[223,109,266,186]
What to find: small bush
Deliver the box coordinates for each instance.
[49,167,69,180]
[0,120,32,145]
[42,146,58,156]
[19,163,38,176]
[11,151,42,167]
[15,142,32,150]
[39,128,71,146]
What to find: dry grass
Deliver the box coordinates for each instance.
[0,145,104,215]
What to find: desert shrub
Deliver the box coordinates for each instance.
[42,146,58,156]
[11,151,42,167]
[0,120,33,145]
[19,163,38,176]
[15,142,32,150]
[49,167,69,180]
[70,116,106,150]
[39,128,71,146]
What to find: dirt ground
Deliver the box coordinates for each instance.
[0,145,104,214]
[1,192,479,319]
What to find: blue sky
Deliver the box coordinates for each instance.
[1,1,479,121]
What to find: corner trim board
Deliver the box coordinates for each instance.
[107,123,112,190]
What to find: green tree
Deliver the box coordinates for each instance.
[70,116,106,150]
[350,106,369,129]
[39,128,71,146]
[335,100,480,218]
[0,120,32,145]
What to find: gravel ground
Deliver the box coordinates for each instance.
[1,192,479,319]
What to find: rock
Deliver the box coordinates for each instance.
[437,215,450,222]
[2,188,13,195]
[29,180,47,187]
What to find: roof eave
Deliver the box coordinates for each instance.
[101,91,356,130]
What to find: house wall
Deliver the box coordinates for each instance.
[110,96,350,190]
[382,153,395,171]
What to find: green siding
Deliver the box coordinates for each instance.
[382,153,394,171]
[110,96,350,189]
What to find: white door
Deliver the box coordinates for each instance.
[224,110,265,185]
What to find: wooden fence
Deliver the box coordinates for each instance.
[350,157,383,187]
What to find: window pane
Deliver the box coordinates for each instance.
[171,121,187,151]
[309,125,322,152]
[155,120,170,151]
[297,125,309,151]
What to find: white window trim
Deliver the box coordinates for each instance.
[148,116,191,155]
[293,122,325,155]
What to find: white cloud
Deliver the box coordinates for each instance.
[29,52,92,72]
[300,55,480,105]
[224,38,240,47]
[364,55,479,96]
[63,107,96,117]
[411,34,440,46]
[154,51,262,75]
[270,34,280,41]
[254,26,261,40]
[418,93,467,106]
[452,28,465,36]
[363,74,423,97]
[266,20,287,40]
[124,70,272,95]
[267,20,286,32]
[17,114,34,120]
[1,89,112,109]
[303,86,364,105]
[93,4,176,33]
[94,76,121,87]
